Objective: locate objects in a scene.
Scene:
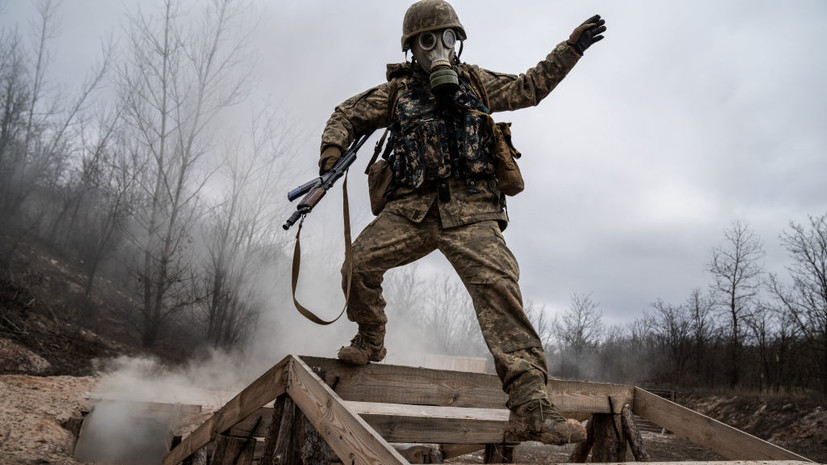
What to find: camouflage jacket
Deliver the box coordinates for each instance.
[320,41,581,228]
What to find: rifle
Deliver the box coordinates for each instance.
[283,130,375,230]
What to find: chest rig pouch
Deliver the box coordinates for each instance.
[389,76,495,191]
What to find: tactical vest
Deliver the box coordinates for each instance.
[388,75,495,190]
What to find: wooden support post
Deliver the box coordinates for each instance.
[483,443,515,463]
[261,395,287,465]
[183,448,207,465]
[569,416,595,463]
[286,356,408,464]
[621,404,651,462]
[591,413,626,462]
[302,410,331,465]
[609,395,626,448]
[273,397,303,465]
[211,434,255,465]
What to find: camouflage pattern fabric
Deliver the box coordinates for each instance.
[321,41,580,153]
[343,203,549,408]
[323,40,581,409]
[391,78,492,189]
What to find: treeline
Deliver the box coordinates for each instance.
[580,217,827,395]
[1,0,292,351]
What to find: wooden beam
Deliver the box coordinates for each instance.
[301,355,506,408]
[300,356,634,414]
[163,357,289,465]
[550,380,634,416]
[633,387,813,462]
[228,407,270,437]
[346,401,509,444]
[285,355,408,465]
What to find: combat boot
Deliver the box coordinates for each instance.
[337,334,387,365]
[504,399,587,445]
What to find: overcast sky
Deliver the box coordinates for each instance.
[4,0,827,330]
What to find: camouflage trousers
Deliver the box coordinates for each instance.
[342,205,550,409]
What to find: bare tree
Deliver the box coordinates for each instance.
[69,112,140,301]
[708,220,765,387]
[525,300,553,347]
[199,109,291,349]
[419,272,486,357]
[769,213,827,391]
[384,263,423,317]
[0,0,110,275]
[119,0,250,346]
[553,293,603,379]
[650,298,692,383]
[685,288,716,384]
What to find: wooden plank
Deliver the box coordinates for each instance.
[163,357,289,465]
[633,387,813,462]
[301,355,506,408]
[286,355,408,465]
[300,356,634,414]
[229,402,510,445]
[550,380,634,416]
[228,407,271,437]
[345,401,509,444]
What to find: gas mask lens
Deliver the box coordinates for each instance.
[417,29,456,51]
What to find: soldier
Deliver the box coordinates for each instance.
[317,0,605,444]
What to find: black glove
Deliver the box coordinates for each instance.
[567,14,606,55]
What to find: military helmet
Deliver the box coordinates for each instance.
[401,0,466,52]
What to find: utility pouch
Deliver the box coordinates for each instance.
[367,158,393,215]
[491,120,524,196]
[365,127,394,215]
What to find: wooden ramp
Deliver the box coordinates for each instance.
[163,355,814,465]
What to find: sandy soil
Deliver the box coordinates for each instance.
[0,375,96,465]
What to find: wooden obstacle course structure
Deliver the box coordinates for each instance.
[164,355,814,465]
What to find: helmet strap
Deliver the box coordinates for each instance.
[455,40,464,63]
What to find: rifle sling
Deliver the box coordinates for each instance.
[290,171,353,325]
[364,126,390,175]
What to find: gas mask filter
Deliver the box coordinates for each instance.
[414,28,459,94]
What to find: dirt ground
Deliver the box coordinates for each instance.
[0,375,95,465]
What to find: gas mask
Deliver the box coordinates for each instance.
[411,28,459,94]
